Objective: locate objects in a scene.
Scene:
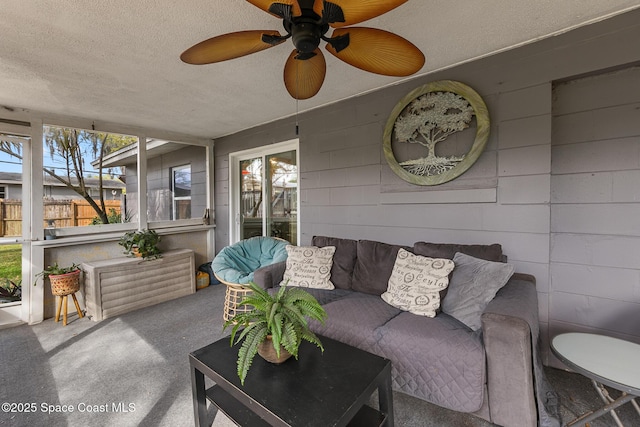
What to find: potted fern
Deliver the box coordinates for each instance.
[224,281,327,385]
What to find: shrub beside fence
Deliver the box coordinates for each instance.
[0,199,121,237]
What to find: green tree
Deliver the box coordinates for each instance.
[0,127,135,224]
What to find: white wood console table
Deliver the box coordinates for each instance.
[82,248,196,321]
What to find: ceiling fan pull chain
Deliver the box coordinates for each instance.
[295,61,300,135]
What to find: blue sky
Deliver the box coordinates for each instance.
[0,151,22,173]
[0,142,103,176]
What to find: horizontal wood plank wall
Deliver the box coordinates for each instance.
[549,67,640,367]
[214,9,640,364]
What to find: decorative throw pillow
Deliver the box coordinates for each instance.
[280,245,336,289]
[381,248,455,317]
[442,252,515,330]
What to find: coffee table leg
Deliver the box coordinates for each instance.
[565,381,636,427]
[592,380,624,427]
[191,365,208,427]
[379,368,394,427]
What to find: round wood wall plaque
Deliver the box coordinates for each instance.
[383,80,490,186]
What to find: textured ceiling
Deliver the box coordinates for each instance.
[1,1,639,139]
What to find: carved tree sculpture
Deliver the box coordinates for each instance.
[394,91,474,176]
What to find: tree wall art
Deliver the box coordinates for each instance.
[383,80,490,186]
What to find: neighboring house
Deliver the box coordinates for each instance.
[0,172,125,201]
[0,172,126,236]
[98,139,207,222]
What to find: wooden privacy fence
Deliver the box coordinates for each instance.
[0,199,121,237]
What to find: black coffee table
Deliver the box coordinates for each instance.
[190,335,393,427]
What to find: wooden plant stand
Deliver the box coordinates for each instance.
[50,270,84,326]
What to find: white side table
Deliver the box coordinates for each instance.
[551,333,640,427]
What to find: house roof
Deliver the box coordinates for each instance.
[1,2,639,139]
[0,172,125,189]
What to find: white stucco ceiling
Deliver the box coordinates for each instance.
[1,1,639,139]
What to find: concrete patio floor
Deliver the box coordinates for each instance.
[1,284,638,426]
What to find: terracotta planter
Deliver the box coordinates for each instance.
[257,336,292,364]
[49,270,81,296]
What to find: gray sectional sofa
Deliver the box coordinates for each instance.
[253,236,560,427]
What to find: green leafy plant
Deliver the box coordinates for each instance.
[224,281,327,385]
[118,229,161,260]
[0,278,22,302]
[90,208,131,225]
[34,263,81,283]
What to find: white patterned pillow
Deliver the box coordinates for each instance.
[381,248,455,317]
[280,245,336,289]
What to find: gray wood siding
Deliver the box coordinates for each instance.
[550,67,640,358]
[214,9,640,364]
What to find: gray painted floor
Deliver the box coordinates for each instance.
[1,284,638,426]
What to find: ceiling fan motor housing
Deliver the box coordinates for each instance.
[291,20,324,54]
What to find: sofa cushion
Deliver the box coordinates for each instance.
[442,252,515,330]
[413,242,504,262]
[352,240,411,296]
[413,241,504,302]
[312,236,357,290]
[212,236,289,285]
[281,245,336,289]
[270,287,353,306]
[381,249,455,317]
[376,311,486,412]
[309,293,402,354]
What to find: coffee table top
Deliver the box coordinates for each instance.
[190,334,391,426]
[551,332,640,395]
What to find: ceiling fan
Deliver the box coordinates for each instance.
[180,0,425,100]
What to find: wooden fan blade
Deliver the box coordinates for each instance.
[246,0,301,18]
[284,48,326,99]
[180,30,285,65]
[325,27,424,76]
[324,0,408,28]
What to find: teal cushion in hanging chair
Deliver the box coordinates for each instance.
[211,236,289,285]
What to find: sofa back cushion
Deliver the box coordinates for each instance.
[413,242,504,262]
[312,236,357,290]
[442,252,515,330]
[352,240,411,295]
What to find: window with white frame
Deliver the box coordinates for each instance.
[171,165,191,220]
[145,139,205,223]
[0,123,211,240]
[41,125,136,228]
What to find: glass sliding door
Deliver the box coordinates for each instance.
[230,140,299,245]
[239,156,263,239]
[265,150,297,242]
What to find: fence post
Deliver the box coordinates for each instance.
[0,200,4,237]
[73,200,78,226]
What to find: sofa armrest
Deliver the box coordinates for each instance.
[481,275,538,427]
[252,261,286,289]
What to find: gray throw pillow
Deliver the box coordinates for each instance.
[442,252,515,330]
